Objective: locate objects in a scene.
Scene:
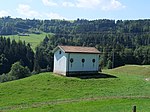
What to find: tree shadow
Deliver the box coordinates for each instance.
[69,73,117,79]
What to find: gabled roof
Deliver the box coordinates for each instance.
[53,45,100,54]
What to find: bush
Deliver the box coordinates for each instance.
[0,73,16,83]
[8,62,30,79]
[0,62,30,83]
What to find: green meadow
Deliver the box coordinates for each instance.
[3,33,48,51]
[0,65,150,112]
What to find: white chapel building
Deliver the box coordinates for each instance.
[53,45,100,76]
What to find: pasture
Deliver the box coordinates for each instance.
[3,33,49,50]
[0,65,149,112]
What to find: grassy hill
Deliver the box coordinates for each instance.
[3,33,49,51]
[0,65,150,112]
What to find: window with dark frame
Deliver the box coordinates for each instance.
[82,59,85,63]
[70,58,73,67]
[92,59,95,67]
[92,59,95,63]
[82,58,85,67]
[70,58,74,63]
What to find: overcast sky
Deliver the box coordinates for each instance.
[0,0,150,20]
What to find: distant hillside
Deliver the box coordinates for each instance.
[0,65,150,112]
[104,65,150,76]
[4,33,47,50]
[1,16,150,36]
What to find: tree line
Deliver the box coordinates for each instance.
[37,34,150,69]
[1,16,150,35]
[0,37,34,82]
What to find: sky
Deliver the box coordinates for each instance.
[0,0,150,20]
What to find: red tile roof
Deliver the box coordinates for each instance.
[55,45,100,54]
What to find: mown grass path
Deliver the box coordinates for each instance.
[0,96,149,111]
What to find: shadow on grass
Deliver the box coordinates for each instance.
[69,73,117,79]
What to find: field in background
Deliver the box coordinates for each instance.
[0,65,150,112]
[3,33,49,51]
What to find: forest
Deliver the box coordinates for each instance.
[0,16,150,82]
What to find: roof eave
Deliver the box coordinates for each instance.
[65,52,101,54]
[53,45,66,53]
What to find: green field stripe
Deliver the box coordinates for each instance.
[0,95,149,111]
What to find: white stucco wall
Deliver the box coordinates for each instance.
[54,48,100,76]
[53,49,67,75]
[66,53,99,72]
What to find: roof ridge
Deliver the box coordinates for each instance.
[57,45,100,54]
[59,45,95,48]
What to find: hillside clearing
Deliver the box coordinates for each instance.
[3,33,49,50]
[104,65,150,76]
[0,65,150,112]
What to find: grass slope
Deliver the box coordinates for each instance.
[3,33,48,50]
[0,65,150,112]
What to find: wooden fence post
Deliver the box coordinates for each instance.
[132,105,136,112]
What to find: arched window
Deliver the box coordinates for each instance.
[92,59,95,67]
[82,59,85,67]
[82,59,85,63]
[92,59,95,63]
